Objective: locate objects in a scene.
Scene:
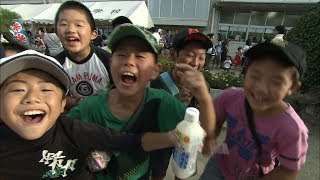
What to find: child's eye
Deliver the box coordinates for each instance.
[11,89,25,92]
[59,23,67,26]
[42,89,53,92]
[136,55,146,59]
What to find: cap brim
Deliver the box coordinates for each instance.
[0,50,70,90]
[108,24,159,54]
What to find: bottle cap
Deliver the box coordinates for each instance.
[184,107,200,123]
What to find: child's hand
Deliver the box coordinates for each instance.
[201,137,217,155]
[167,129,182,148]
[175,63,209,102]
[176,87,192,105]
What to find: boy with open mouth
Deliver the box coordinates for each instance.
[0,50,184,179]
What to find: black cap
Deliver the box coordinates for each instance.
[172,28,213,51]
[112,16,132,29]
[244,41,306,79]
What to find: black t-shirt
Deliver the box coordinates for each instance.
[0,116,141,179]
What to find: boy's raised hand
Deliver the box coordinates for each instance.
[175,63,210,102]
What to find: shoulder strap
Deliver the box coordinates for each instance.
[122,88,147,131]
[159,72,180,96]
[244,98,280,175]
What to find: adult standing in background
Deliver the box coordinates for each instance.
[43,26,63,56]
[220,35,234,68]
[271,25,287,44]
[241,38,253,67]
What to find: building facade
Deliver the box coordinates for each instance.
[147,0,318,42]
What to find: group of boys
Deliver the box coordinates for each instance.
[1,1,309,180]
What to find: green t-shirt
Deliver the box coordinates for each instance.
[67,87,186,179]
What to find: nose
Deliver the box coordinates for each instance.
[123,54,135,67]
[65,24,76,34]
[189,57,200,69]
[255,79,269,95]
[22,89,41,104]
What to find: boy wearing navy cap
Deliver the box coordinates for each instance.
[151,28,213,107]
[200,41,308,180]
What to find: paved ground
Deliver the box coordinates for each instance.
[165,67,320,179]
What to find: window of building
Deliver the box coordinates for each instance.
[250,11,267,26]
[160,0,171,17]
[266,12,283,26]
[184,0,196,18]
[149,0,160,17]
[220,10,234,24]
[196,0,210,19]
[234,11,250,25]
[171,0,183,18]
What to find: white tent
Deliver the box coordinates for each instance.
[0,1,154,28]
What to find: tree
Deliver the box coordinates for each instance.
[0,7,21,33]
[286,3,320,92]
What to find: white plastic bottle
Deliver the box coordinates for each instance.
[172,107,205,179]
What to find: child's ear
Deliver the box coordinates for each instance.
[150,63,161,80]
[60,98,67,113]
[90,30,98,40]
[288,81,301,96]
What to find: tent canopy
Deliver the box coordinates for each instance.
[0,1,154,28]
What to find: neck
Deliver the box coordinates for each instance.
[108,89,145,110]
[69,46,91,62]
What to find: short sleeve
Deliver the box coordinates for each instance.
[276,120,308,170]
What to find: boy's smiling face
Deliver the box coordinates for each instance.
[56,9,97,59]
[0,70,66,140]
[244,58,300,116]
[174,42,207,71]
[110,37,160,96]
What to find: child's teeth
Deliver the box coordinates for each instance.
[24,110,44,115]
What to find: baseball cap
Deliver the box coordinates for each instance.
[0,50,70,90]
[108,23,160,54]
[244,41,306,79]
[172,28,213,50]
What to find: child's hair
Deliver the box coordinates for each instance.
[54,1,96,31]
[226,55,232,60]
[237,46,243,51]
[274,25,287,35]
[243,42,306,82]
[112,16,132,29]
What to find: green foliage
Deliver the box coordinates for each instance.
[158,54,174,71]
[203,70,244,89]
[158,54,244,89]
[0,8,21,33]
[286,3,320,92]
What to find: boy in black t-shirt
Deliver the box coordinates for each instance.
[0,50,179,179]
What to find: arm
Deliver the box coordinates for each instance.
[175,63,216,138]
[261,165,298,180]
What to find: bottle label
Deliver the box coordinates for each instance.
[173,130,199,171]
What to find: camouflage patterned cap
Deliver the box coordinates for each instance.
[107,23,159,54]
